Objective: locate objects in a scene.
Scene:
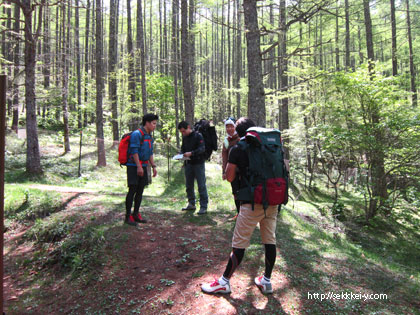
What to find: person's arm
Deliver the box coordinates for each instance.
[222,145,228,179]
[284,159,290,172]
[225,162,237,182]
[133,153,144,176]
[180,137,185,154]
[191,133,205,157]
[130,131,144,176]
[149,155,157,177]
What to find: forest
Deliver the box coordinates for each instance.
[1,0,420,313]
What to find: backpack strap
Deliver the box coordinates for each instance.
[138,128,145,146]
[236,140,256,210]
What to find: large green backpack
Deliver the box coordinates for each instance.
[236,127,289,210]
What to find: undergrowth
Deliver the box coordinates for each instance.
[4,129,420,314]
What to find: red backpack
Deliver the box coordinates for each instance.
[118,128,145,165]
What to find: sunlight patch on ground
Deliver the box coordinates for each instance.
[281,287,302,314]
[253,297,269,310]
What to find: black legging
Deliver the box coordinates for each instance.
[223,248,245,279]
[264,244,276,278]
[222,244,277,279]
[125,180,147,218]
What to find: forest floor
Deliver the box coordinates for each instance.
[3,131,420,314]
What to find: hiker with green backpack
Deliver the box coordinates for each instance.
[201,117,289,295]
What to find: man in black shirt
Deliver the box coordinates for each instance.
[201,117,278,295]
[178,121,209,214]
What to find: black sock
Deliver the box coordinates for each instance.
[223,248,245,279]
[264,244,276,279]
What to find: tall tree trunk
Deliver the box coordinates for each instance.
[6,5,13,115]
[181,0,194,123]
[172,0,180,146]
[164,0,168,75]
[363,0,387,220]
[406,0,417,107]
[335,0,340,71]
[319,12,323,69]
[363,0,374,74]
[84,0,90,126]
[127,0,138,129]
[159,0,163,73]
[11,3,20,133]
[149,0,154,72]
[55,5,61,92]
[189,0,196,109]
[42,5,50,119]
[390,0,397,76]
[75,0,83,129]
[227,0,232,117]
[136,0,148,114]
[109,0,119,142]
[279,0,289,159]
[96,0,106,166]
[62,4,71,153]
[243,0,265,126]
[23,0,43,174]
[345,0,350,69]
[235,0,241,118]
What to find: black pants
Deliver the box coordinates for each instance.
[125,166,148,218]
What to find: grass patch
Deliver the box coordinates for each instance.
[5,186,62,221]
[50,224,109,275]
[24,217,76,243]
[4,128,420,314]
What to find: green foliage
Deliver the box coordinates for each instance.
[25,217,75,243]
[37,95,66,131]
[144,73,177,141]
[53,225,108,274]
[5,187,62,221]
[306,65,420,219]
[4,127,420,314]
[331,201,346,221]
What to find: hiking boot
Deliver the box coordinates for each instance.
[254,275,273,294]
[124,215,137,226]
[133,213,148,223]
[201,277,231,294]
[182,204,196,211]
[197,208,207,215]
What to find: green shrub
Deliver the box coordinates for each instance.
[5,188,62,221]
[51,225,107,274]
[331,201,346,221]
[25,217,75,243]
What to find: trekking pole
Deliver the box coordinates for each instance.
[78,130,83,177]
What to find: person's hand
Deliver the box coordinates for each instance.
[222,173,226,180]
[152,167,157,177]
[184,152,192,157]
[137,166,144,177]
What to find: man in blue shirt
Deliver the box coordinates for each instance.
[125,113,159,226]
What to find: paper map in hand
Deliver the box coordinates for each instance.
[172,154,190,161]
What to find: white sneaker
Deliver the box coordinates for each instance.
[201,277,231,294]
[255,275,273,294]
